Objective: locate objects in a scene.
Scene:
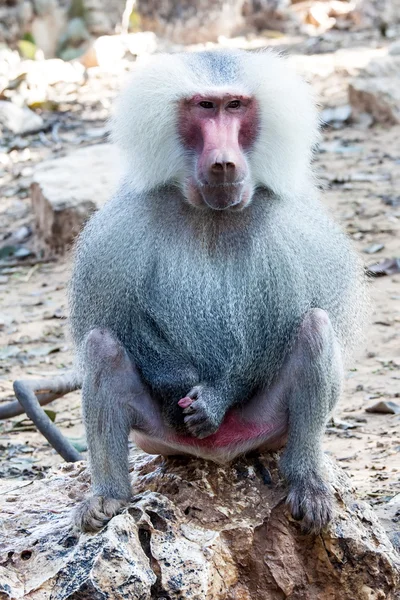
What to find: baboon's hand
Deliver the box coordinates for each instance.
[179,385,222,439]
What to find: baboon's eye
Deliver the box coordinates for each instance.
[199,101,214,109]
[227,100,241,109]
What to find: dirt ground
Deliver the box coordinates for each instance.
[0,35,399,512]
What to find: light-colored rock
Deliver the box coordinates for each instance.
[349,77,400,125]
[0,100,44,134]
[80,32,158,70]
[80,34,125,69]
[374,494,400,552]
[23,58,86,87]
[348,55,400,125]
[361,55,400,79]
[124,31,158,57]
[321,104,352,125]
[0,453,399,599]
[31,144,120,255]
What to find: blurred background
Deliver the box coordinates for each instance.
[0,0,399,533]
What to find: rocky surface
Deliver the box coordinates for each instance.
[349,55,400,125]
[0,453,399,599]
[31,143,119,254]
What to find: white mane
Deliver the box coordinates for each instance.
[111,50,320,199]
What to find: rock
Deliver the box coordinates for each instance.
[374,494,400,552]
[363,242,385,254]
[368,258,400,277]
[80,34,124,69]
[0,101,44,135]
[80,31,158,69]
[31,144,120,255]
[349,77,400,125]
[24,58,85,87]
[135,0,245,44]
[361,55,400,79]
[349,56,400,125]
[125,31,158,57]
[0,453,399,599]
[366,400,400,414]
[321,104,352,126]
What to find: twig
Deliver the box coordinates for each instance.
[24,263,39,282]
[0,481,34,495]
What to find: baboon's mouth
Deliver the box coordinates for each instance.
[199,181,250,210]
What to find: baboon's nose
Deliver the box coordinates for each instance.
[211,161,236,174]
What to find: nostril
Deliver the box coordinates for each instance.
[211,162,236,173]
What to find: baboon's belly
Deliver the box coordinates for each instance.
[132,410,288,462]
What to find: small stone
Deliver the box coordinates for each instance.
[0,101,44,135]
[366,401,400,415]
[321,104,352,125]
[368,258,400,277]
[10,226,32,243]
[363,243,385,254]
[331,417,359,430]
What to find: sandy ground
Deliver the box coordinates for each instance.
[0,43,399,511]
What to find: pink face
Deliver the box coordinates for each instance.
[178,93,259,211]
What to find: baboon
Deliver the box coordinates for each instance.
[12,49,366,534]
